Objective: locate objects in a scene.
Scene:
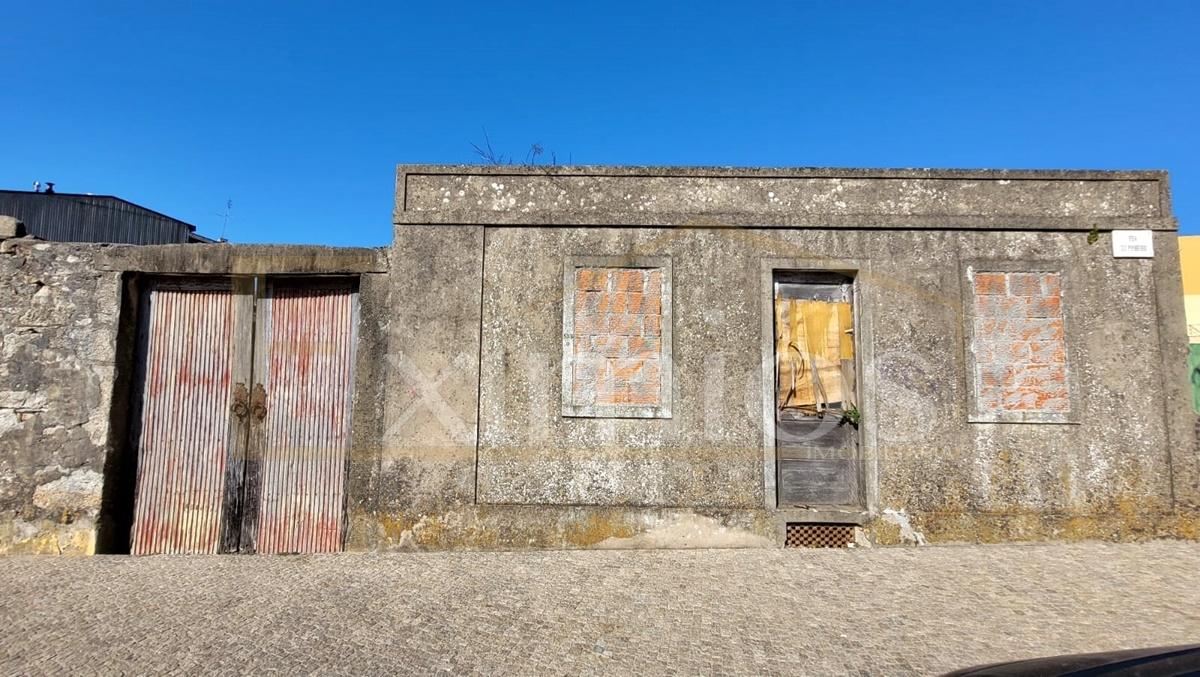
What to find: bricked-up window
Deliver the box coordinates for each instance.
[967,269,1072,423]
[561,257,672,418]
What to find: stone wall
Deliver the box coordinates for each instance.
[0,237,120,554]
[0,236,388,554]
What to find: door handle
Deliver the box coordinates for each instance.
[230,382,249,420]
[251,383,268,421]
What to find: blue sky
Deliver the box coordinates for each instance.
[3,2,1198,245]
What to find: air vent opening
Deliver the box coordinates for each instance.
[785,523,856,549]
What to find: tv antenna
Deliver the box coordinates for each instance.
[215,199,233,241]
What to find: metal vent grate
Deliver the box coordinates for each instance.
[785,523,855,549]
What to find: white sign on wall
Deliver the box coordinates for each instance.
[1112,230,1154,258]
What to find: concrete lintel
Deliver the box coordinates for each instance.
[97,243,389,275]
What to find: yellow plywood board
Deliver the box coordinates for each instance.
[775,298,854,413]
[1186,295,1200,343]
[1180,236,1200,295]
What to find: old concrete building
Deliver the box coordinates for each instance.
[1,166,1197,555]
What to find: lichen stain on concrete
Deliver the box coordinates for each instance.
[866,502,1200,546]
[3,517,96,555]
[403,513,452,549]
[385,511,501,551]
[367,507,775,552]
[563,514,635,547]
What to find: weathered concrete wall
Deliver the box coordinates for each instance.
[385,166,1197,549]
[404,173,1163,218]
[466,226,1196,543]
[4,165,1195,555]
[478,227,762,508]
[366,225,483,549]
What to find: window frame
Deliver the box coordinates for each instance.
[961,260,1080,424]
[560,256,673,419]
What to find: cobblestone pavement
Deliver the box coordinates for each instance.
[2,541,1199,676]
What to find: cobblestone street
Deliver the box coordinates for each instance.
[2,541,1198,675]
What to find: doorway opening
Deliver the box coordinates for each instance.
[772,271,862,509]
[119,275,359,554]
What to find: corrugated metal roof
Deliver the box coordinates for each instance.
[0,190,209,244]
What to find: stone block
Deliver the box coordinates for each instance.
[0,215,25,239]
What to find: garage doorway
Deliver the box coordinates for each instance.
[127,276,358,554]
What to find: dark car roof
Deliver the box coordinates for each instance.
[943,644,1200,676]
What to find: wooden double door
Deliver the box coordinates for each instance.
[129,276,358,555]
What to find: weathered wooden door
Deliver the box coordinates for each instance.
[129,277,357,554]
[773,272,861,508]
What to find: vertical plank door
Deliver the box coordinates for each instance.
[773,273,861,508]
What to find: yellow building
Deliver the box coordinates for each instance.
[1182,236,1200,410]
